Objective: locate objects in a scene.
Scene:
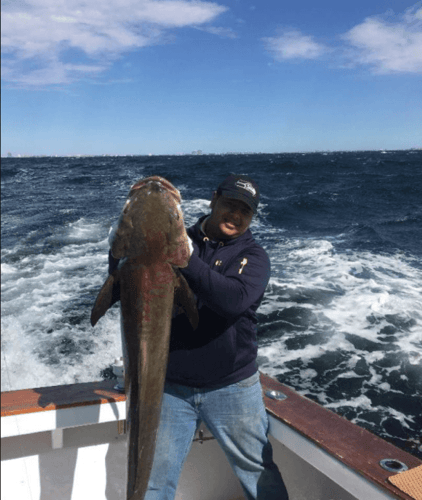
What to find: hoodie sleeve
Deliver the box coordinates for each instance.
[180,246,271,319]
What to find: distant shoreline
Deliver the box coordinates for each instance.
[2,149,421,159]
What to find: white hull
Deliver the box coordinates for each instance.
[1,375,420,500]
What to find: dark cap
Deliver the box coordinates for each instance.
[217,174,260,214]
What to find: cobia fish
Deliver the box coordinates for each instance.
[91,176,198,500]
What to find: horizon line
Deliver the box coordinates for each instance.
[3,148,421,158]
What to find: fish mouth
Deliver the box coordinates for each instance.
[129,176,180,200]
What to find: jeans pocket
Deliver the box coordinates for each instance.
[235,371,260,388]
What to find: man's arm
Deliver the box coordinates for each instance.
[181,247,270,319]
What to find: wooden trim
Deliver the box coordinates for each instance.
[260,372,421,500]
[1,381,125,417]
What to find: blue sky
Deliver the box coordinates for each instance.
[1,0,421,156]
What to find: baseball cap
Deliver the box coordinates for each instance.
[217,174,260,214]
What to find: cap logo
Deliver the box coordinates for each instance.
[235,180,256,197]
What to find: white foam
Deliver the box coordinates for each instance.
[380,408,415,428]
[66,218,104,241]
[1,263,18,275]
[326,394,373,411]
[299,368,318,380]
[337,371,365,379]
[408,352,422,365]
[182,198,210,226]
[1,218,117,392]
[255,232,422,427]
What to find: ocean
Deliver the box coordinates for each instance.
[1,151,421,459]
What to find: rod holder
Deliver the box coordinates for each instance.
[265,390,288,401]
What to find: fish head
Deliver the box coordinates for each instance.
[110,176,191,267]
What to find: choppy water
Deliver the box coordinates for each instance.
[1,151,421,458]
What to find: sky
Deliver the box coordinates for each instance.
[1,0,422,156]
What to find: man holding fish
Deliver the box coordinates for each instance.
[101,174,288,499]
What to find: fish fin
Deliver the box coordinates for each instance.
[173,269,199,330]
[91,273,120,327]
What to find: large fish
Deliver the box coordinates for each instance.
[91,176,198,500]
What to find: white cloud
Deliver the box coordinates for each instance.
[342,5,422,74]
[263,4,422,75]
[1,0,228,86]
[194,25,237,38]
[263,30,327,61]
[2,61,107,87]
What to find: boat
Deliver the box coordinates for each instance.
[1,372,421,499]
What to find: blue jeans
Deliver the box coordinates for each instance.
[144,372,289,500]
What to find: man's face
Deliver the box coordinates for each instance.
[207,194,254,240]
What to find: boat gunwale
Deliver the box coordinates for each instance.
[1,380,125,417]
[260,372,420,500]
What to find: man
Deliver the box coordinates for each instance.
[109,174,289,500]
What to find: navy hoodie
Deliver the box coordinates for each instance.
[108,214,271,388]
[166,215,271,388]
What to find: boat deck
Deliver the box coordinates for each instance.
[1,373,420,499]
